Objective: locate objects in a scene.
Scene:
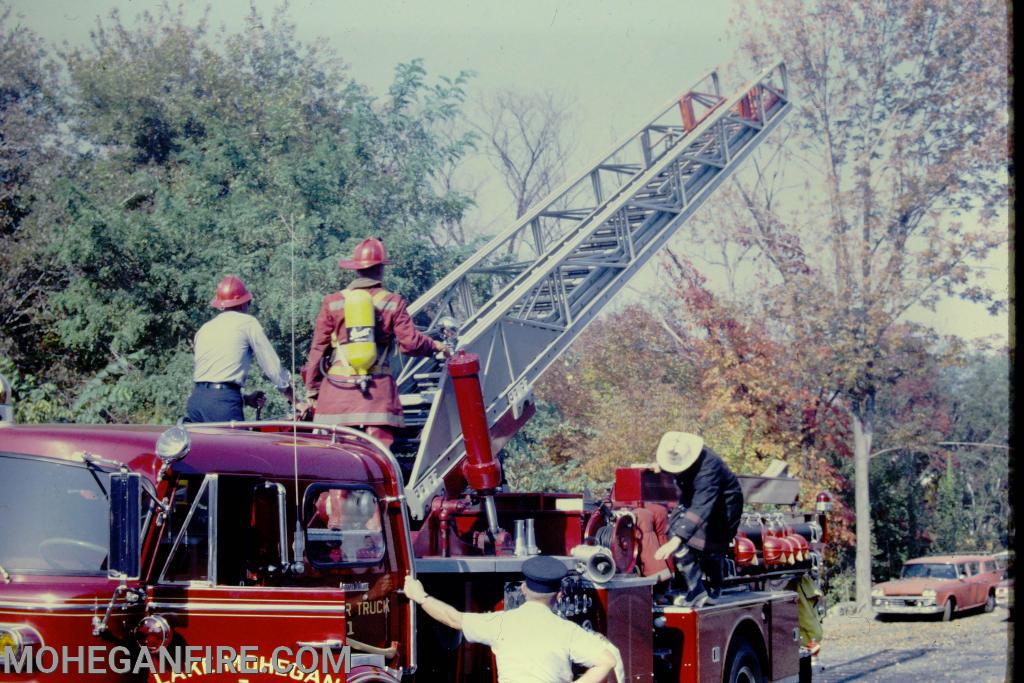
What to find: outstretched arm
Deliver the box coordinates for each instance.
[404,576,464,630]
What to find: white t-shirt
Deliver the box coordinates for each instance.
[461,601,618,683]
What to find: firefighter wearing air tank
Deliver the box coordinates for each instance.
[302,238,446,447]
[654,431,744,608]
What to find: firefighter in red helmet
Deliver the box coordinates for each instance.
[185,275,293,423]
[302,238,446,448]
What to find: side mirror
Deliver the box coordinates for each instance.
[108,472,142,580]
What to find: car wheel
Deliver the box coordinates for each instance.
[724,638,766,683]
[984,592,996,613]
[941,598,955,622]
[874,613,892,622]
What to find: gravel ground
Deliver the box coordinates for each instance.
[814,605,1013,682]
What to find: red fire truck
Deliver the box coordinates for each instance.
[1,62,828,682]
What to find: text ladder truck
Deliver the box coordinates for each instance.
[0,61,831,683]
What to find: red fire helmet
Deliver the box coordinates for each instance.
[210,275,252,310]
[734,536,758,567]
[762,536,785,567]
[339,237,393,270]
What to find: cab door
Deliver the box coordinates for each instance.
[145,475,356,682]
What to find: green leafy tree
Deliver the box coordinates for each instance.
[931,457,970,553]
[938,352,1011,549]
[0,4,65,366]
[7,3,474,422]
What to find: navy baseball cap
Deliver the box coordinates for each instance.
[522,555,567,593]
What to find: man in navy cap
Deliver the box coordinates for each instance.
[404,555,622,682]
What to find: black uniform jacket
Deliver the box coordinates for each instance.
[668,447,744,553]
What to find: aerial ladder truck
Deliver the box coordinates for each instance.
[0,61,829,683]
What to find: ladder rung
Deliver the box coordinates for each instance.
[413,372,442,381]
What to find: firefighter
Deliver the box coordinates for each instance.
[186,275,293,423]
[404,555,623,683]
[302,237,446,447]
[653,431,744,607]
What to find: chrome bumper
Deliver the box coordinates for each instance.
[872,597,943,614]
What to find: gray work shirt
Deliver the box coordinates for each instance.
[192,311,290,389]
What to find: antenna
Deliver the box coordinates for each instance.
[287,213,305,574]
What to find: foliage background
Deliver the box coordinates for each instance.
[0,1,1010,587]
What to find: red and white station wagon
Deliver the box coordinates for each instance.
[872,554,1003,621]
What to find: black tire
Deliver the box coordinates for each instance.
[984,591,996,613]
[941,598,955,622]
[725,638,766,683]
[874,612,892,622]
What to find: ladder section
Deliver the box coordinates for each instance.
[397,62,790,518]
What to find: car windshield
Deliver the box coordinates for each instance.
[0,453,109,575]
[902,563,957,580]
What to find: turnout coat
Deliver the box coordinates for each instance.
[668,447,744,554]
[303,277,436,427]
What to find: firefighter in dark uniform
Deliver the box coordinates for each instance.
[654,431,744,607]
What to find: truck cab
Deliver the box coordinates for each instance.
[0,421,416,682]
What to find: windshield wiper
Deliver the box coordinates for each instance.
[77,451,111,498]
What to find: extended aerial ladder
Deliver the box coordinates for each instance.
[393,62,791,519]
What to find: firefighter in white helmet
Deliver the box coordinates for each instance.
[653,432,744,607]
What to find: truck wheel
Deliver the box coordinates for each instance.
[941,598,956,622]
[724,639,766,683]
[984,592,996,613]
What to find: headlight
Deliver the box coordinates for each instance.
[871,588,884,598]
[921,589,936,598]
[0,625,42,659]
[156,425,191,463]
[0,628,22,658]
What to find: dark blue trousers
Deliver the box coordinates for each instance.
[185,383,244,423]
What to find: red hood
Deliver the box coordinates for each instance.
[877,577,954,595]
[0,574,141,681]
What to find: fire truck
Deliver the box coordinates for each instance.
[0,61,830,682]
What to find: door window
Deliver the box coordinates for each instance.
[160,477,213,583]
[303,485,385,568]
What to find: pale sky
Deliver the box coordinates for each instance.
[10,0,1010,344]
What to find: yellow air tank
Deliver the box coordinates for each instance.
[341,289,377,377]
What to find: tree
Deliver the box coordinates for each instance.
[938,352,1011,548]
[5,3,475,422]
[0,4,65,365]
[931,456,970,553]
[719,0,1009,609]
[474,89,576,223]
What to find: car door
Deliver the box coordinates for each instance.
[954,562,976,608]
[145,475,354,682]
[967,561,984,607]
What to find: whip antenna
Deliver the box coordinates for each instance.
[288,215,305,573]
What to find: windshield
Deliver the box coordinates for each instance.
[0,453,109,575]
[902,563,957,580]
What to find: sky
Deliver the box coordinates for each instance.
[9,0,1011,344]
